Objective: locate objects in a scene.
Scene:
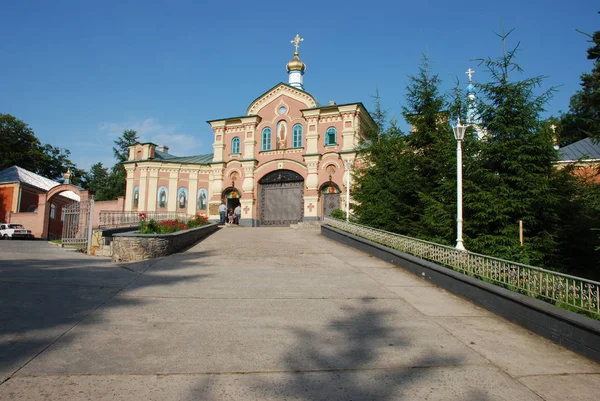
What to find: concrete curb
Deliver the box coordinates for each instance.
[322,224,600,364]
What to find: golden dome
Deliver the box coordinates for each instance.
[286,53,306,72]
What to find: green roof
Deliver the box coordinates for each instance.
[122,150,214,165]
[154,150,213,164]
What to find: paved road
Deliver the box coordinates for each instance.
[0,229,599,400]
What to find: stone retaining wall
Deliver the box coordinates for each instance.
[111,223,218,262]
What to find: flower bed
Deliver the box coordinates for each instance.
[137,213,209,234]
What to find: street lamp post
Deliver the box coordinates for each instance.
[345,160,352,222]
[452,118,467,251]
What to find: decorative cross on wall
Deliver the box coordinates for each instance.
[307,203,315,212]
[243,206,249,214]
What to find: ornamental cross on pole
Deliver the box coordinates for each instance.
[291,34,303,54]
[466,68,475,82]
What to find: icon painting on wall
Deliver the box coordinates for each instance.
[158,186,168,208]
[197,188,208,210]
[177,187,188,209]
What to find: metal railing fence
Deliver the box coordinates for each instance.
[98,211,194,229]
[324,217,600,316]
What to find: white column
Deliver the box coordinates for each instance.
[138,168,148,212]
[146,169,158,212]
[168,170,178,212]
[124,166,136,212]
[188,172,198,216]
[345,160,352,221]
[341,112,356,151]
[212,126,226,162]
[304,114,320,154]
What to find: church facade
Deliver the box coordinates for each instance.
[122,35,375,226]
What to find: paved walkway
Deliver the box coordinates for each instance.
[0,228,599,400]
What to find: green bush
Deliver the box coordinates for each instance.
[330,209,346,220]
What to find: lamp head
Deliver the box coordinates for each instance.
[453,118,466,141]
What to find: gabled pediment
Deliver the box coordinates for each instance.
[246,83,317,116]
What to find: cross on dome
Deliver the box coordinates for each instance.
[287,34,306,89]
[291,34,303,55]
[466,68,475,82]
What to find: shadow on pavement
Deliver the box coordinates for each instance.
[192,298,489,400]
[0,242,212,383]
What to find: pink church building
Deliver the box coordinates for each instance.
[123,35,375,226]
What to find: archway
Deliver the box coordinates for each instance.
[258,169,304,226]
[41,184,90,241]
[221,186,241,215]
[319,181,341,219]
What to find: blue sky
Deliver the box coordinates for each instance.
[1,1,598,171]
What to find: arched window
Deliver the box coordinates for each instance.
[262,127,272,151]
[325,127,337,146]
[50,203,57,219]
[292,124,303,148]
[231,137,241,154]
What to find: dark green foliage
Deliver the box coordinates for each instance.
[558,29,600,145]
[108,129,139,199]
[329,209,345,220]
[113,130,139,163]
[551,166,600,279]
[370,87,387,141]
[0,114,85,184]
[84,162,113,201]
[468,37,559,266]
[353,32,600,279]
[353,57,456,242]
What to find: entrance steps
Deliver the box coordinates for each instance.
[290,221,323,230]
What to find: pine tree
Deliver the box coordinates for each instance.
[551,164,600,278]
[85,162,112,201]
[353,57,457,243]
[469,32,558,266]
[401,56,456,244]
[558,28,600,145]
[352,122,420,234]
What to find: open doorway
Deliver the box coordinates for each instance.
[222,186,242,224]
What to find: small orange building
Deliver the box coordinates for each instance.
[0,166,81,239]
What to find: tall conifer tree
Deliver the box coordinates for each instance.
[558,28,600,145]
[401,57,456,243]
[353,57,456,242]
[469,33,558,265]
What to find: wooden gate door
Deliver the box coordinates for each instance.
[322,193,341,218]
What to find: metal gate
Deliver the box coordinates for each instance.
[61,199,94,250]
[322,193,341,218]
[258,170,304,226]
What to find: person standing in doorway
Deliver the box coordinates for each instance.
[234,203,242,225]
[218,200,227,225]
